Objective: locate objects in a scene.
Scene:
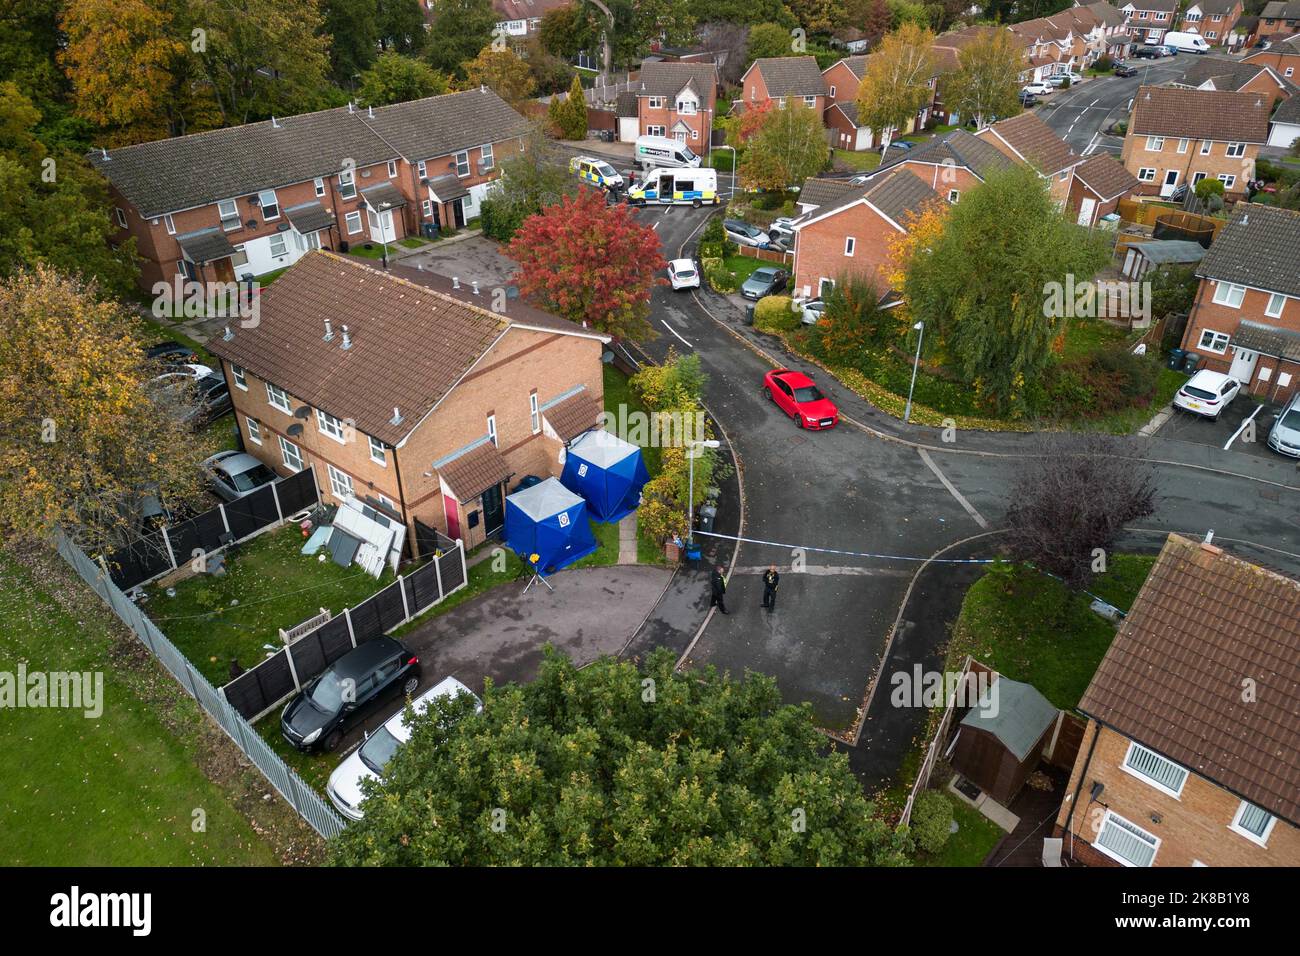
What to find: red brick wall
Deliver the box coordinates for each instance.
[792,201,900,299]
[1181,278,1300,401]
[822,62,861,106]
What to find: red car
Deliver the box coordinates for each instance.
[763,368,839,430]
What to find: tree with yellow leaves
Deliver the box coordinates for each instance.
[854,23,937,153]
[463,47,536,105]
[0,266,210,557]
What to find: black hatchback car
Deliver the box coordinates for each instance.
[281,637,421,752]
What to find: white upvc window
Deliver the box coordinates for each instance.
[417,160,427,178]
[1199,328,1231,352]
[338,168,357,199]
[1287,67,1295,77]
[1095,810,1160,867]
[114,207,128,229]
[1206,30,1217,38]
[163,214,176,234]
[1226,141,1246,157]
[246,416,262,445]
[1229,801,1276,846]
[648,96,665,109]
[948,189,960,203]
[844,236,856,257]
[314,177,326,197]
[1146,135,1165,151]
[218,199,240,231]
[1138,167,1157,182]
[317,409,347,443]
[1212,282,1246,308]
[487,414,498,446]
[266,382,291,413]
[258,189,279,220]
[269,233,287,258]
[1266,292,1287,318]
[422,199,433,218]
[529,392,540,434]
[327,463,354,500]
[387,160,398,178]
[345,211,363,234]
[829,84,837,97]
[232,365,247,390]
[279,436,303,472]
[1122,741,1188,797]
[803,95,817,108]
[1177,138,1189,153]
[369,435,388,465]
[480,143,494,171]
[1200,139,1213,155]
[454,150,470,177]
[1218,173,1237,189]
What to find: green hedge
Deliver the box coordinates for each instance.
[754,295,797,333]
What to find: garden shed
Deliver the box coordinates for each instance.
[949,677,1058,806]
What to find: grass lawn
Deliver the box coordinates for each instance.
[720,253,768,286]
[257,266,290,285]
[833,149,880,172]
[1059,317,1126,360]
[145,524,403,686]
[915,796,1006,867]
[347,242,390,260]
[0,552,284,865]
[946,555,1156,710]
[398,237,429,249]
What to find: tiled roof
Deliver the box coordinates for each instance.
[176,229,237,263]
[1129,85,1272,142]
[492,0,569,20]
[1084,1,1128,27]
[1198,203,1300,297]
[89,89,528,219]
[1176,56,1294,94]
[637,61,719,99]
[831,55,871,80]
[542,389,602,441]
[982,112,1079,175]
[361,181,407,209]
[1074,152,1140,200]
[1230,319,1300,360]
[881,128,1017,181]
[1187,0,1240,13]
[1125,0,1179,11]
[796,177,860,210]
[752,56,827,96]
[1274,92,1300,124]
[860,168,943,226]
[1259,0,1300,16]
[615,91,639,117]
[1079,534,1300,825]
[284,202,336,234]
[832,101,863,126]
[436,438,512,499]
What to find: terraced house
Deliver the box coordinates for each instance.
[91,88,530,292]
[205,251,610,553]
[1055,533,1300,867]
[1120,86,1272,200]
[1180,204,1300,405]
[1172,54,1297,101]
[822,52,941,149]
[1120,0,1181,43]
[1243,32,1300,79]
[1258,0,1300,39]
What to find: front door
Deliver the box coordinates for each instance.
[1229,347,1258,386]
[213,257,235,283]
[453,198,466,228]
[480,484,504,536]
[1077,196,1097,226]
[1160,169,1179,197]
[443,494,461,541]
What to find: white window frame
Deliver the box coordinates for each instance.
[422,199,433,218]
[1212,282,1246,308]
[269,233,288,258]
[1095,810,1161,867]
[314,177,326,197]
[218,199,240,231]
[487,414,497,447]
[1122,741,1188,797]
[1265,292,1287,318]
[369,435,388,466]
[345,211,363,234]
[114,207,128,229]
[316,409,347,444]
[163,214,176,235]
[844,236,856,257]
[829,84,837,97]
[529,392,540,434]
[1177,138,1189,153]
[480,143,494,171]
[1218,173,1236,189]
[232,365,247,390]
[454,150,470,177]
[1146,135,1165,151]
[279,436,303,472]
[266,382,291,413]
[327,463,354,500]
[417,160,427,178]
[258,189,279,221]
[245,416,262,445]
[647,96,665,109]
[387,160,398,178]
[338,169,357,200]
[1199,328,1231,352]
[1138,167,1157,182]
[1286,67,1295,78]
[1229,801,1276,846]
[948,189,960,203]
[803,95,817,108]
[1225,141,1246,158]
[1200,139,1213,155]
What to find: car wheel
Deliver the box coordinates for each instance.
[692,199,701,208]
[323,729,343,752]
[795,413,804,429]
[403,675,418,696]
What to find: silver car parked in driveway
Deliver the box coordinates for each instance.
[1268,393,1300,458]
[202,451,278,502]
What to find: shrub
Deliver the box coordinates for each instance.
[702,257,737,293]
[479,196,525,242]
[1096,54,1113,72]
[909,790,954,855]
[754,295,797,333]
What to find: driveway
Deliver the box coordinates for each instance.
[1154,397,1290,463]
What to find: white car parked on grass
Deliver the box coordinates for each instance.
[1173,369,1241,420]
[667,258,700,290]
[326,676,482,821]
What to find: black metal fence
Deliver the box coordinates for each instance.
[222,533,468,720]
[103,468,319,591]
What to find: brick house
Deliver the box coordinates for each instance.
[205,251,610,554]
[1172,55,1297,101]
[870,128,1019,203]
[635,60,719,149]
[1120,0,1181,44]
[1054,533,1300,867]
[1180,0,1245,45]
[740,57,828,115]
[1244,32,1300,80]
[789,169,942,300]
[974,112,1089,208]
[1120,86,1271,201]
[1258,0,1300,39]
[90,89,529,293]
[491,0,570,52]
[1180,203,1300,403]
[822,51,942,150]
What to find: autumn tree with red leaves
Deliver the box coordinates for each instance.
[506,188,665,341]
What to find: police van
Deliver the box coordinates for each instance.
[634,135,701,170]
[627,167,719,207]
[569,155,625,191]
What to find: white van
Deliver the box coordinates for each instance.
[627,166,719,206]
[634,135,701,170]
[1162,31,1211,53]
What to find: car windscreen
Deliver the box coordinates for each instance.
[232,464,276,492]
[358,726,402,775]
[308,670,348,712]
[596,163,616,177]
[1183,385,1216,401]
[1279,409,1300,431]
[682,146,697,162]
[793,386,824,403]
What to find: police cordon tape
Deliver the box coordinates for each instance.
[687,529,996,565]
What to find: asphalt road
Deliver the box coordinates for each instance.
[1036,58,1188,155]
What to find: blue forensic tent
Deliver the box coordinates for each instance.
[560,429,650,522]
[504,478,597,576]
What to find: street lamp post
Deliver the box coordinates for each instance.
[686,439,721,547]
[903,320,925,424]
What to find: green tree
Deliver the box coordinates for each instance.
[356,52,448,106]
[855,22,936,151]
[746,22,796,63]
[738,101,828,190]
[901,165,1111,416]
[944,26,1023,128]
[323,0,381,87]
[548,75,588,140]
[688,0,796,26]
[784,0,845,33]
[327,648,912,866]
[479,124,580,241]
[537,5,595,59]
[463,47,536,105]
[424,0,497,78]
[0,0,65,112]
[376,0,429,55]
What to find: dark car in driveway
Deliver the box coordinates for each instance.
[1113,63,1138,77]
[740,266,788,300]
[281,637,422,752]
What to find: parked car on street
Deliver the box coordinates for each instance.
[1022,81,1053,96]
[569,155,625,191]
[724,219,771,248]
[1268,392,1300,458]
[1113,63,1138,77]
[281,637,421,753]
[1132,45,1162,59]
[1163,31,1210,53]
[1049,71,1084,87]
[740,266,788,300]
[202,450,278,501]
[327,676,482,820]
[1018,91,1039,107]
[763,368,838,429]
[1173,369,1241,419]
[667,258,700,290]
[798,298,826,325]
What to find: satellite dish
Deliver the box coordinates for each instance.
[287,423,304,437]
[293,406,311,419]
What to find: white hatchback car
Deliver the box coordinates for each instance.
[1173,369,1241,419]
[1022,82,1053,96]
[668,258,700,290]
[326,676,481,820]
